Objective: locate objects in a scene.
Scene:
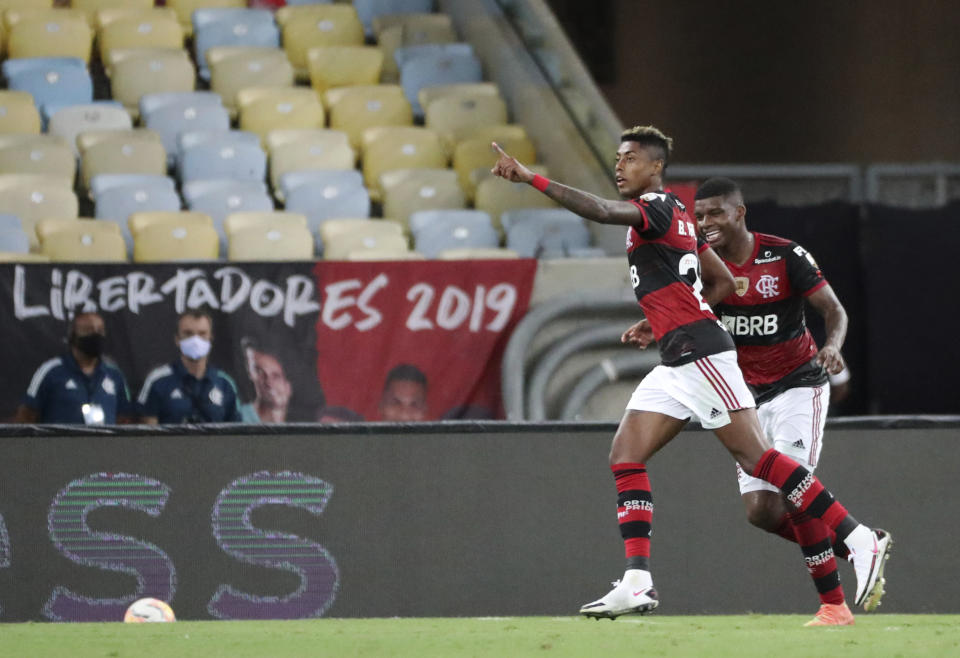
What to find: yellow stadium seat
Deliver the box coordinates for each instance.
[237,87,325,144]
[208,47,294,116]
[223,210,307,236]
[107,49,195,117]
[79,130,166,190]
[277,4,364,80]
[228,223,314,261]
[7,14,92,61]
[425,94,508,150]
[133,221,218,262]
[128,209,212,237]
[78,0,156,25]
[36,216,120,242]
[98,13,183,63]
[307,45,383,93]
[0,0,52,12]
[374,14,456,83]
[346,248,424,261]
[166,0,243,36]
[436,247,520,260]
[40,221,127,262]
[267,129,355,194]
[0,251,50,262]
[0,90,41,134]
[417,82,501,112]
[360,126,447,200]
[473,166,556,231]
[0,173,77,249]
[453,127,536,198]
[3,7,85,29]
[319,217,402,243]
[94,6,176,31]
[324,224,408,260]
[380,168,465,230]
[0,134,75,181]
[324,84,412,150]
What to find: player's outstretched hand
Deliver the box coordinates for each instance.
[490,142,534,183]
[622,319,654,350]
[815,345,845,374]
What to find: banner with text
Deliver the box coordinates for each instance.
[0,261,536,422]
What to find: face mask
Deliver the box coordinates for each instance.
[72,333,104,359]
[179,335,211,360]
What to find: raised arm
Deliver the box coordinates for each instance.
[490,142,645,226]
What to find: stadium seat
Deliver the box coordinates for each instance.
[374,13,456,83]
[285,178,371,234]
[7,14,92,62]
[36,216,121,242]
[0,90,41,134]
[360,125,447,199]
[353,0,434,38]
[132,221,219,262]
[0,134,75,181]
[425,93,508,150]
[380,168,464,229]
[182,178,273,254]
[346,248,424,261]
[98,12,183,63]
[208,46,294,116]
[94,177,181,254]
[236,87,325,143]
[395,43,482,117]
[410,209,499,258]
[417,81,501,109]
[167,0,245,37]
[324,84,413,150]
[267,129,355,197]
[6,57,93,119]
[90,172,175,198]
[0,227,30,253]
[473,167,556,231]
[322,220,408,260]
[277,4,364,80]
[502,208,591,258]
[40,221,127,262]
[228,222,314,261]
[307,45,383,93]
[436,247,519,260]
[74,0,154,24]
[453,127,536,198]
[93,6,177,30]
[143,101,231,166]
[78,129,166,190]
[192,8,278,80]
[177,130,266,184]
[108,49,195,118]
[277,167,364,203]
[0,214,22,231]
[0,251,49,262]
[139,91,223,119]
[0,173,77,248]
[223,209,307,235]
[46,102,132,157]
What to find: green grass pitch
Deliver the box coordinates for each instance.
[2,616,958,658]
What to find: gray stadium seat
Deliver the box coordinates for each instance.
[144,102,231,166]
[502,208,591,258]
[395,44,482,117]
[94,177,182,255]
[285,177,371,236]
[5,57,93,120]
[139,91,224,118]
[182,178,274,255]
[0,214,23,232]
[192,8,279,80]
[353,0,434,37]
[0,227,30,254]
[177,130,267,184]
[410,209,499,258]
[278,168,364,201]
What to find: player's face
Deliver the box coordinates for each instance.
[615,142,662,197]
[695,195,745,250]
[246,349,292,409]
[379,381,427,422]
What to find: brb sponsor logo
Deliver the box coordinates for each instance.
[787,472,816,507]
[722,313,779,337]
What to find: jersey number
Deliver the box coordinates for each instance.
[678,253,711,311]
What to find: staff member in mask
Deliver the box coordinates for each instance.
[15,312,134,424]
[137,309,241,424]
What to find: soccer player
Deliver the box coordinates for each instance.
[692,176,888,624]
[490,127,891,623]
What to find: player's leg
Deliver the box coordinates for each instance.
[580,367,688,620]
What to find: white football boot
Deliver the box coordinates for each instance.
[579,569,659,620]
[846,527,893,610]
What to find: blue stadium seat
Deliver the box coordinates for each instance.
[90,174,176,199]
[353,0,434,37]
[0,214,23,232]
[277,168,364,201]
[395,44,482,117]
[144,102,231,166]
[5,58,93,120]
[285,178,371,236]
[0,227,30,254]
[177,130,267,184]
[193,9,279,80]
[2,56,86,80]
[94,177,182,255]
[410,209,498,258]
[502,208,591,258]
[182,178,274,254]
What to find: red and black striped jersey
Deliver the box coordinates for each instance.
[713,232,828,400]
[626,191,734,366]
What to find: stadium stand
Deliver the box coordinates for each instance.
[47,101,132,157]
[207,46,294,116]
[324,84,413,150]
[192,8,278,80]
[307,45,383,93]
[276,3,364,80]
[380,167,465,230]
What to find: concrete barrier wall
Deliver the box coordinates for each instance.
[0,423,955,620]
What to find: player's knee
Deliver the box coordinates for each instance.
[745,503,779,531]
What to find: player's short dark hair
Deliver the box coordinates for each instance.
[620,125,673,168]
[695,177,742,201]
[383,363,427,391]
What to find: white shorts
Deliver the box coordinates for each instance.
[626,350,755,429]
[736,384,830,495]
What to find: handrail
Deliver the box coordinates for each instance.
[559,353,660,420]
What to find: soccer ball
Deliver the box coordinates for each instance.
[123,598,176,623]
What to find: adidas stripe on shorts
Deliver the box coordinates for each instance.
[626,350,755,429]
[736,383,830,495]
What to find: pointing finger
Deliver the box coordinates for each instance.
[491,141,508,157]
